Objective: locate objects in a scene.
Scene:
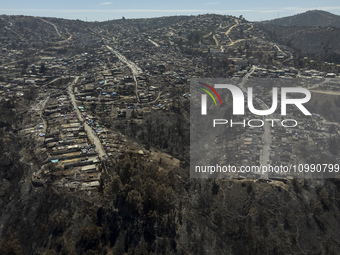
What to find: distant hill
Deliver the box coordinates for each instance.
[260,23,340,62]
[263,10,340,27]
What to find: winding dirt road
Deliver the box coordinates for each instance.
[37,17,63,38]
[225,18,239,43]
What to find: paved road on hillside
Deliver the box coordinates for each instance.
[39,96,50,135]
[67,77,107,160]
[239,66,269,178]
[148,38,160,47]
[106,45,143,102]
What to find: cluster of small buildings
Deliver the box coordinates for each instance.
[35,94,102,190]
[2,13,340,187]
[17,77,104,191]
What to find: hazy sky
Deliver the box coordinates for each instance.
[1,0,340,21]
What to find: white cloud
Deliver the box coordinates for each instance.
[100,2,112,5]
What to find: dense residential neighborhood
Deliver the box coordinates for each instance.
[1,13,339,188]
[0,10,340,255]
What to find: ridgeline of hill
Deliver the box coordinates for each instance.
[260,10,340,62]
[262,10,340,27]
